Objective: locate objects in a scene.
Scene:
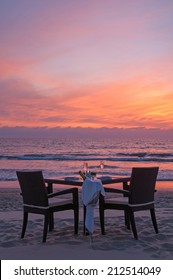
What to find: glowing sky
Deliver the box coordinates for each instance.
[1,0,173,131]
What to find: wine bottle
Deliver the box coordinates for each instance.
[79,171,86,180]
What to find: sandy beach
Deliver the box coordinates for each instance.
[0,181,173,260]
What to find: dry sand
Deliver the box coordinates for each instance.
[0,181,173,260]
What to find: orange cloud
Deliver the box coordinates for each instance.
[1,76,173,130]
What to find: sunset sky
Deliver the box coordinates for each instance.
[1,0,173,136]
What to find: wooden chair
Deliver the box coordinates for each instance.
[16,170,79,242]
[99,167,159,239]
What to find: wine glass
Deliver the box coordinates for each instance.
[83,162,88,174]
[100,160,104,177]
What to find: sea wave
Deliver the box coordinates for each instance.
[117,152,173,158]
[0,153,173,162]
[0,168,173,182]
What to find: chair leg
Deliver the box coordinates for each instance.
[21,211,28,238]
[124,210,130,230]
[49,213,54,231]
[73,189,79,235]
[150,208,159,233]
[43,214,49,242]
[99,205,105,235]
[129,210,138,239]
[74,206,79,235]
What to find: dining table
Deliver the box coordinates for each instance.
[45,176,131,193]
[44,176,131,235]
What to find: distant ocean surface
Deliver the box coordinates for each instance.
[0,137,173,187]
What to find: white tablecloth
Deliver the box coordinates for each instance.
[82,176,105,233]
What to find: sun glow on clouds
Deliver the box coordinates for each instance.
[0,0,173,133]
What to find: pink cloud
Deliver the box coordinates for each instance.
[1,0,173,130]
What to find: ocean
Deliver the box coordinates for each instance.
[0,136,173,187]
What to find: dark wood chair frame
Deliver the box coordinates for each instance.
[99,167,159,239]
[17,171,79,242]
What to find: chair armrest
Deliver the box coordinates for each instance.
[47,187,78,198]
[104,187,130,195]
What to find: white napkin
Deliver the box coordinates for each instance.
[82,176,105,233]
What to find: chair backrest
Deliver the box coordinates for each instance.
[129,167,159,205]
[16,170,48,207]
